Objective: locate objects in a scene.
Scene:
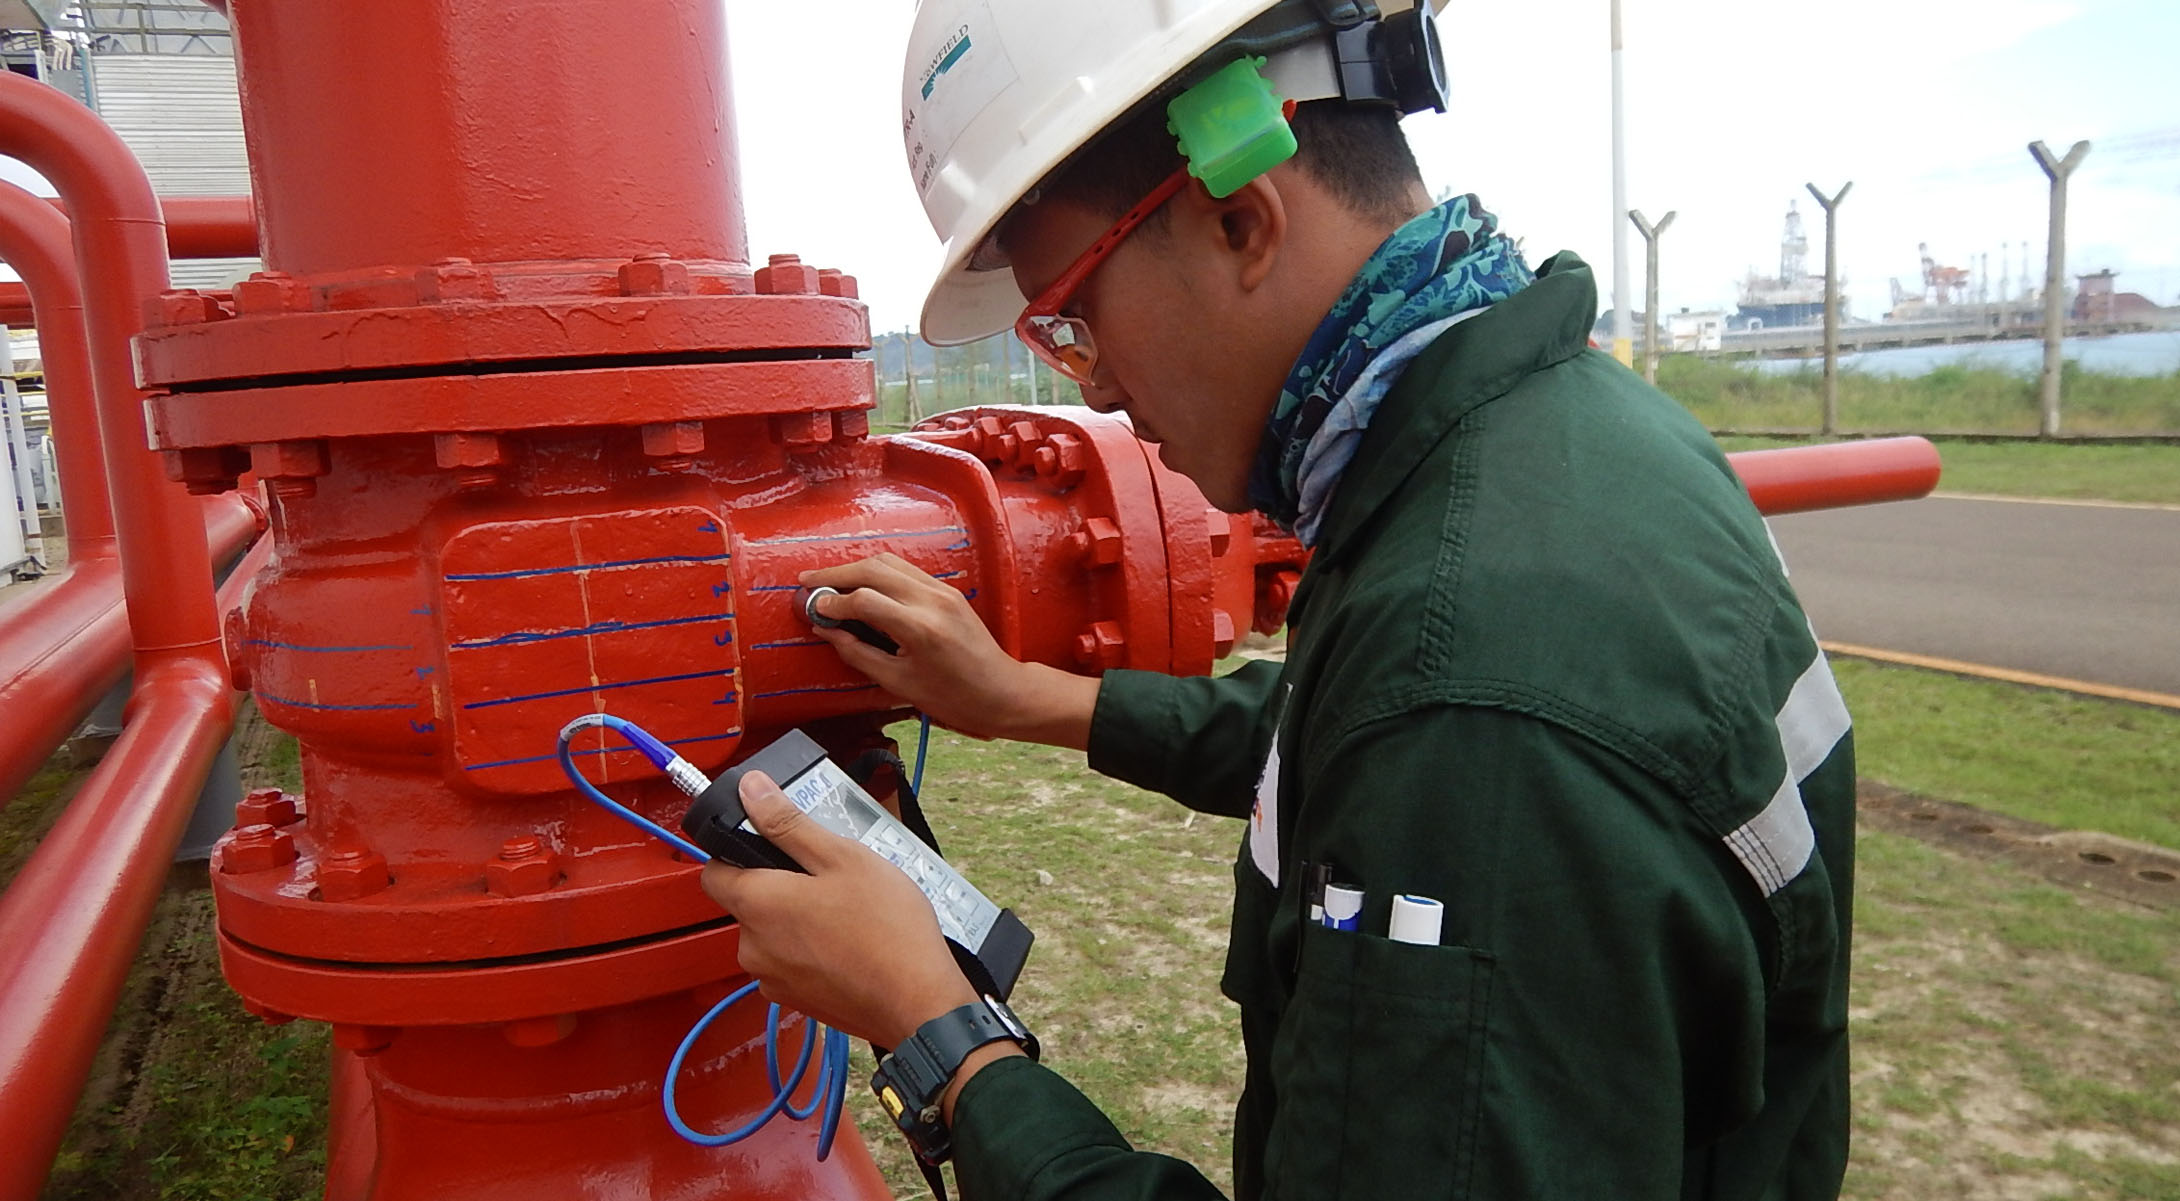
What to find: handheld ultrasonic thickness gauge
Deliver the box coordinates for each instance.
[683,728,1035,1001]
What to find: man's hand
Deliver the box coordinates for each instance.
[700,771,976,1048]
[801,554,1100,749]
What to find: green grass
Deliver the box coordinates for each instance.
[1660,355,2180,437]
[1713,436,2180,506]
[1845,830,2180,1200]
[1832,658,2180,849]
[31,668,2180,1199]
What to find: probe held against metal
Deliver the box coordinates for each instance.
[800,586,900,655]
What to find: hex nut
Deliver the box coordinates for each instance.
[619,254,692,297]
[235,787,299,828]
[416,257,493,303]
[251,439,329,480]
[318,847,392,902]
[1073,621,1127,670]
[434,431,504,470]
[144,289,227,328]
[1069,517,1123,567]
[774,411,832,450]
[486,849,562,898]
[1207,509,1232,557]
[641,421,706,457]
[219,825,297,875]
[1033,433,1087,490]
[755,254,821,296]
[164,446,246,495]
[1212,608,1237,659]
[332,1024,399,1056]
[816,268,860,299]
[231,271,311,316]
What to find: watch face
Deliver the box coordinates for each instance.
[985,994,1028,1042]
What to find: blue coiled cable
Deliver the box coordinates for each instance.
[554,713,854,1158]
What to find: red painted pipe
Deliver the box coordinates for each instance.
[3,196,258,326]
[0,655,232,1201]
[4,184,117,548]
[46,194,259,260]
[0,535,262,1201]
[0,72,240,1201]
[0,494,259,808]
[1729,437,1944,515]
[0,74,222,655]
[0,161,260,811]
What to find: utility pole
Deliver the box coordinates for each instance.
[903,334,922,426]
[2000,241,2011,323]
[1608,0,1633,367]
[2030,139,2089,439]
[1805,181,1852,437]
[1628,208,1675,385]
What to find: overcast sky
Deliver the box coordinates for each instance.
[8,0,2175,334]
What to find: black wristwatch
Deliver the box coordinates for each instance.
[871,994,1040,1165]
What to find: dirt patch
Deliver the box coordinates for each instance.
[1860,781,2180,911]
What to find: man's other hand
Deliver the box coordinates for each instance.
[700,770,976,1048]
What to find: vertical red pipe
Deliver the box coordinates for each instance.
[0,77,219,654]
[229,1,746,274]
[0,73,237,1201]
[0,184,132,808]
[2,184,115,545]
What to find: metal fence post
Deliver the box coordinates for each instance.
[1806,181,1853,437]
[2029,140,2089,439]
[1628,209,1675,385]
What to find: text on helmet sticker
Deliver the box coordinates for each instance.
[903,3,1019,199]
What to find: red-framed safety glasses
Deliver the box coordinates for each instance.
[1013,164,1194,387]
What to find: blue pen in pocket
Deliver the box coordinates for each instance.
[1321,883,1363,932]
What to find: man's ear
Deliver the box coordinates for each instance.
[1178,174,1286,293]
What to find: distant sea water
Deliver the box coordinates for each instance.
[1747,330,2180,378]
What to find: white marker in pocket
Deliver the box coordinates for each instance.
[1389,894,1445,945]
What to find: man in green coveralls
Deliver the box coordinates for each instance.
[703,3,1856,1198]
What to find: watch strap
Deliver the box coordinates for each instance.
[872,996,1038,1166]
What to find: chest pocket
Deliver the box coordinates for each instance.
[1262,922,1497,1201]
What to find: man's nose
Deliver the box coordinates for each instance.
[1080,376,1128,414]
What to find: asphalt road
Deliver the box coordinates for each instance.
[1767,496,2180,699]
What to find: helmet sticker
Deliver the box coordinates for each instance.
[903,3,1019,199]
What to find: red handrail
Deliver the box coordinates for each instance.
[0,73,240,1201]
[1730,436,1944,515]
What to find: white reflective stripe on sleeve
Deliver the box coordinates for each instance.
[1727,650,1851,897]
[1249,731,1282,888]
[1763,520,1791,577]
[1248,688,1290,889]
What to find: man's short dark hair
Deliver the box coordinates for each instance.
[1018,99,1424,237]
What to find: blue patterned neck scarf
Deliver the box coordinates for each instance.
[1248,195,1533,542]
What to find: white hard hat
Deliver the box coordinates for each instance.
[902,0,1447,346]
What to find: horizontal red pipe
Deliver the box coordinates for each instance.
[44,194,258,259]
[0,654,233,1201]
[0,494,260,809]
[4,195,257,328]
[0,528,263,1200]
[1730,436,1942,516]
